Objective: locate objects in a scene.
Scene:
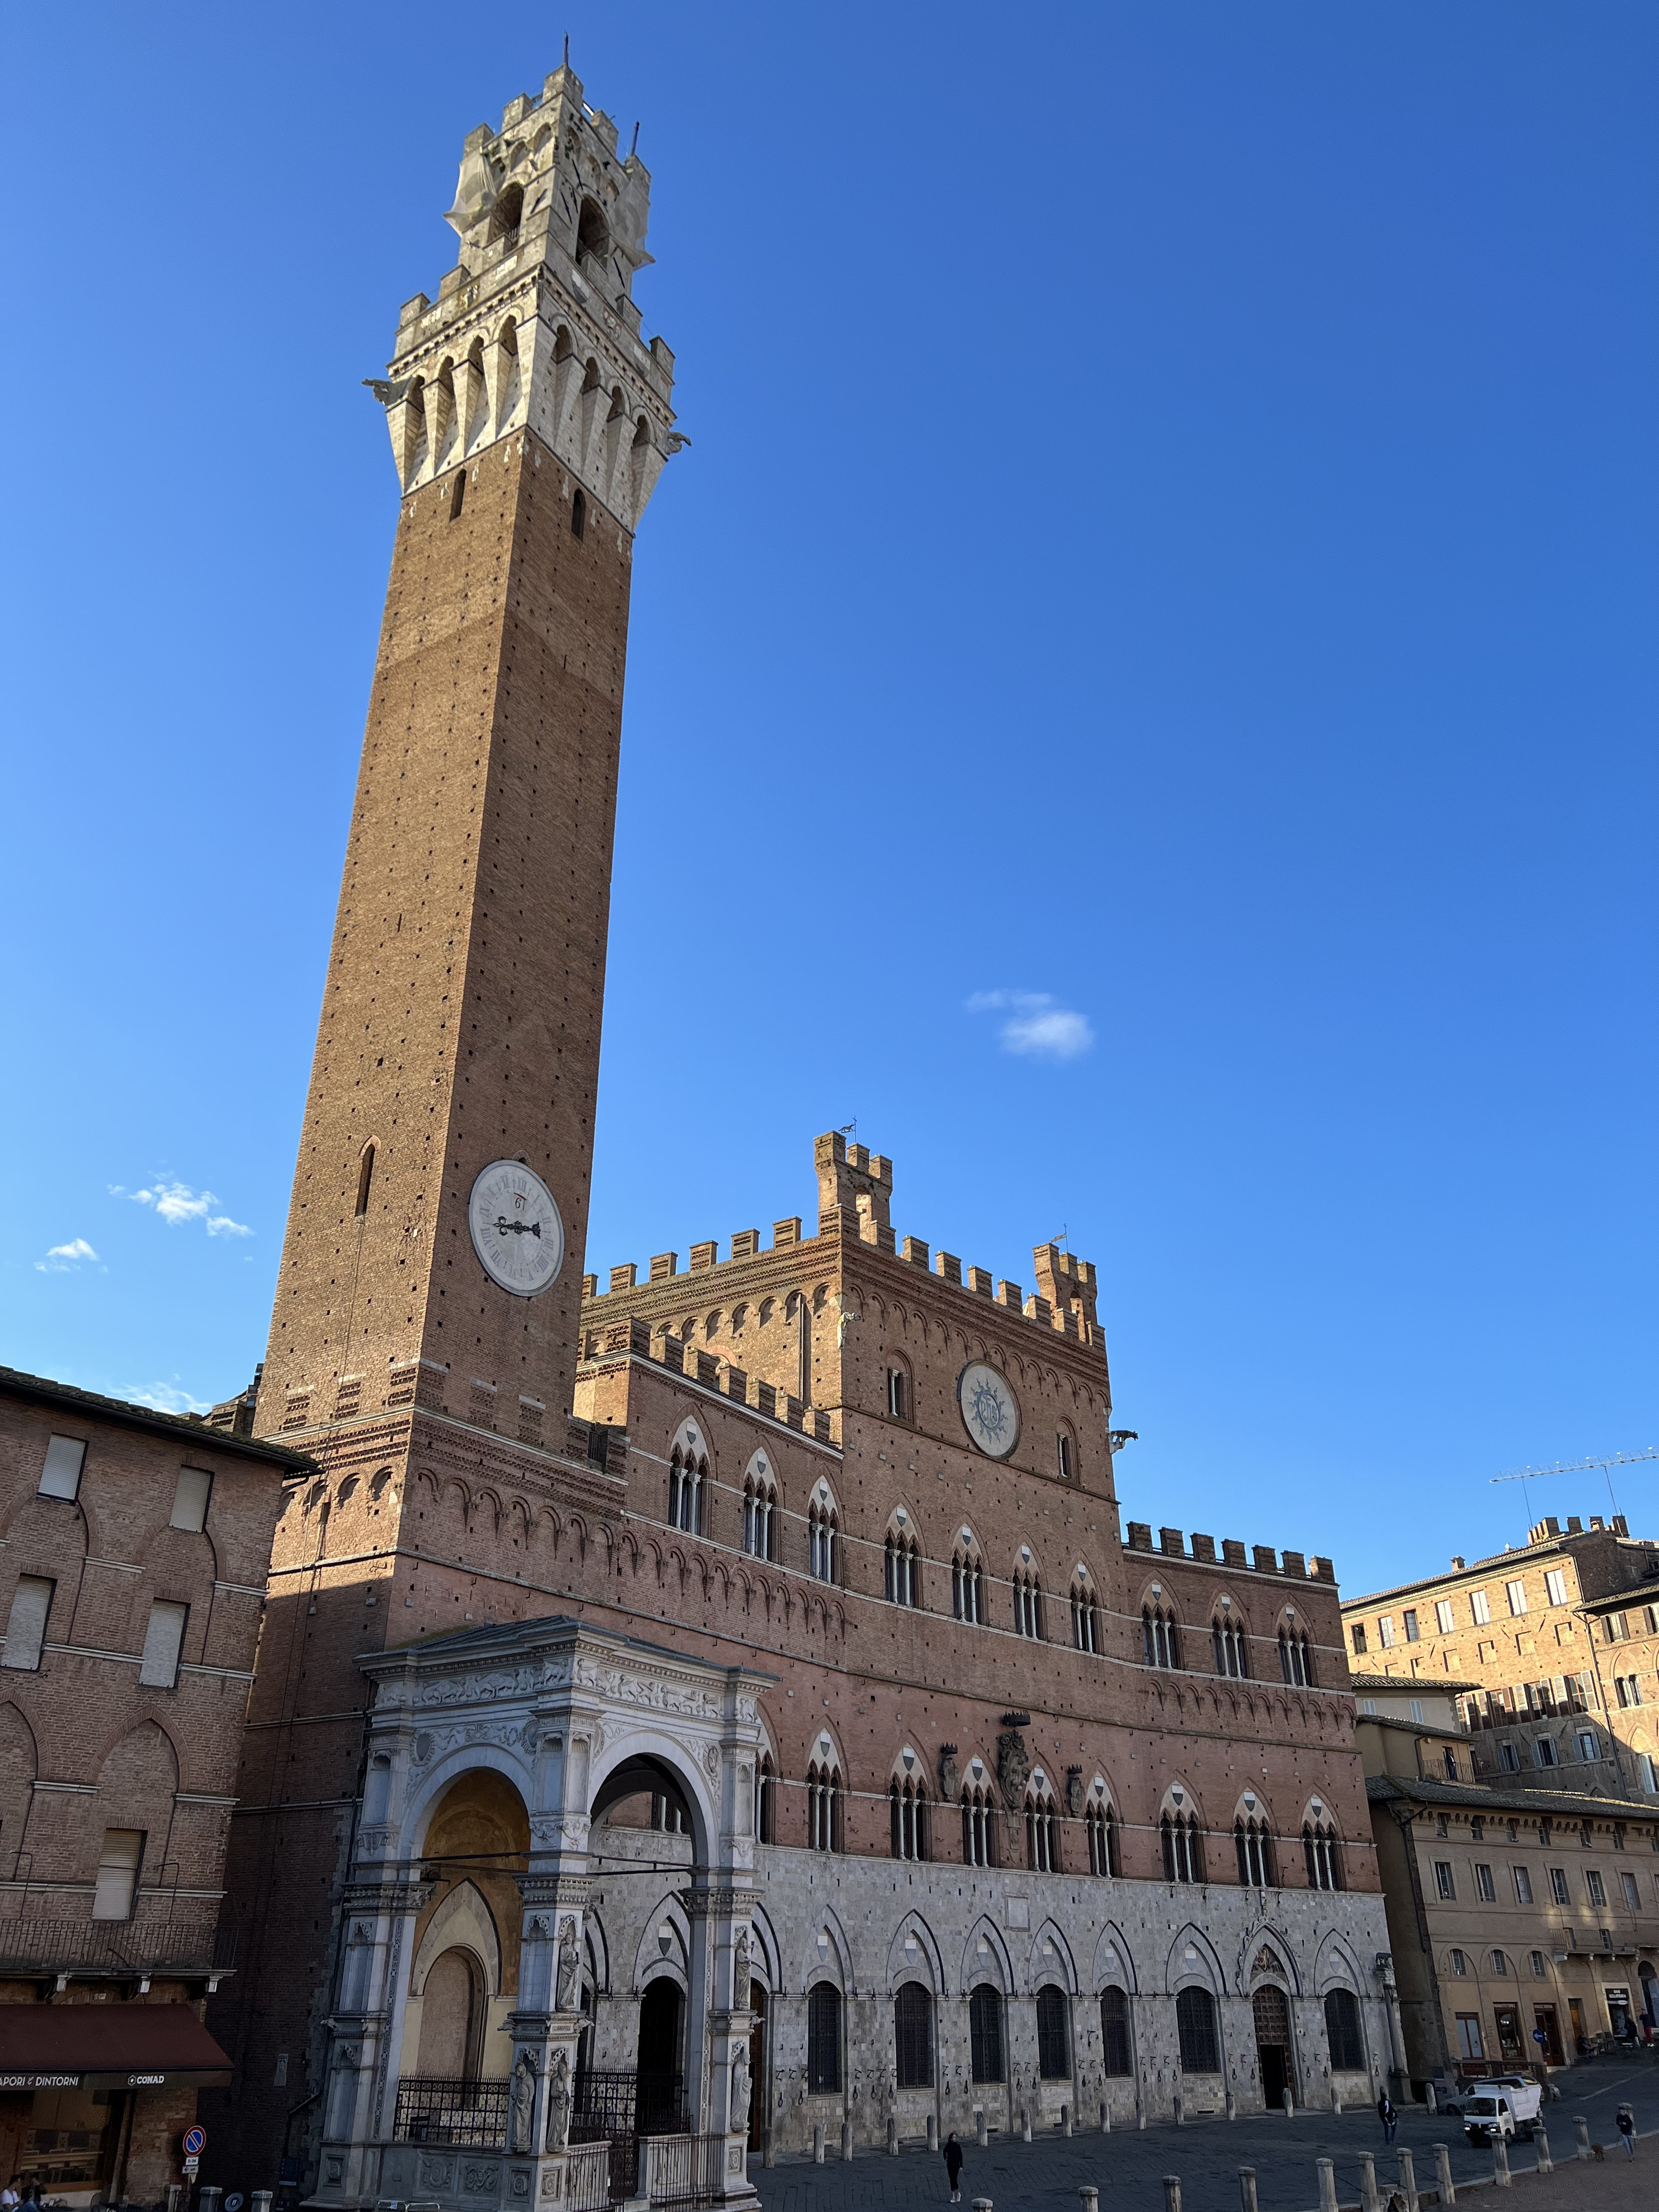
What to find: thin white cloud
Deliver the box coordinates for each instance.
[35,1237,100,1274]
[126,1380,211,1415]
[966,989,1095,1063]
[112,1180,252,1238]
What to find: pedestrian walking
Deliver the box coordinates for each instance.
[943,2131,964,2202]
[1616,2104,1636,2159]
[1376,2090,1397,2146]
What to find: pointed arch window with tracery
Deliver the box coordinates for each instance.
[890,1773,929,1862]
[1025,1780,1060,1873]
[806,1759,843,1852]
[885,1517,920,1607]
[1071,1571,1100,1654]
[1086,1793,1120,1877]
[1013,1555,1044,1639]
[1234,1811,1276,1888]
[808,1484,838,1582]
[668,1425,707,1535]
[961,1781,996,1867]
[953,1537,985,1625]
[1161,1799,1203,1883]
[1143,1600,1182,1671]
[1213,1607,1249,1677]
[743,1454,777,1561]
[1303,1815,1342,1891]
[1279,1623,1314,1687]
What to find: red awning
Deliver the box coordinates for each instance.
[0,2002,233,2088]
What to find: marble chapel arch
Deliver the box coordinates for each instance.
[211,50,1399,2212]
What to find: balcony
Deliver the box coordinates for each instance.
[0,1911,235,1980]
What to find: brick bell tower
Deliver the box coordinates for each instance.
[213,61,678,2177]
[256,61,677,1449]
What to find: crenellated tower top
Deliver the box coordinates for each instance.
[372,60,682,529]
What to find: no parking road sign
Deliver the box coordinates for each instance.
[184,2127,206,2158]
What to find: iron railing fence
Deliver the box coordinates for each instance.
[0,1914,234,1974]
[641,2133,727,2209]
[393,2079,512,2150]
[570,2070,687,2145]
[564,2140,612,2212]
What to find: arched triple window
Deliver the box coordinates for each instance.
[952,1541,985,1625]
[753,1754,774,1844]
[1086,1798,1120,1877]
[961,1785,996,1867]
[667,1429,706,1534]
[1279,1623,1314,1687]
[1234,1815,1276,1889]
[885,1524,920,1606]
[1100,1986,1133,2075]
[806,1761,842,1853]
[890,1777,929,1862]
[968,1985,1005,2083]
[1176,1985,1219,2073]
[742,1457,777,1561]
[1213,1610,1249,1677]
[808,1489,838,1582]
[1071,1572,1100,1654]
[1025,1785,1059,1873]
[806,1982,842,2094]
[1324,1986,1364,2072]
[894,1983,933,2088]
[1143,1603,1181,1670]
[1303,1820,1342,1891]
[1161,1808,1204,1884]
[1035,1984,1070,2079]
[1013,1559,1044,1639]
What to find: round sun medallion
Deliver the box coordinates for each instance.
[957,1360,1020,1459]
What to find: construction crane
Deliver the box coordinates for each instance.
[1490,1446,1659,1529]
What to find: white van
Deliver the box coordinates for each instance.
[1463,2080,1542,2144]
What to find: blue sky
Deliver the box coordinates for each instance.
[3,4,1654,1599]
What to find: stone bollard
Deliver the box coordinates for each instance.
[252,2194,273,2212]
[1433,2143,1454,2205]
[1318,2158,1338,2212]
[1239,2169,1258,2212]
[764,2127,777,2171]
[888,2116,899,2157]
[1173,2089,1185,2127]
[166,2190,184,2212]
[813,2123,825,2165]
[1226,2088,1238,2120]
[977,2107,988,2148]
[1491,2135,1510,2188]
[1359,2151,1379,2212]
[927,2114,939,2152]
[1163,2180,1183,2212]
[1334,2088,1343,2116]
[1079,2190,1098,2212]
[1063,2103,1073,2138]
[973,2198,993,2212]
[1102,2101,1110,2133]
[1022,2106,1032,2144]
[1574,2116,1590,2161]
[841,2118,853,2162]
[199,2189,223,2212]
[1282,2086,1295,2119]
[1534,2122,1552,2174]
[1397,2146,1418,2212]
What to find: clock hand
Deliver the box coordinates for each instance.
[494,1218,542,1238]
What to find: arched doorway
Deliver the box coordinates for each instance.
[637,1978,686,2132]
[746,1985,768,2152]
[416,1948,484,2078]
[1253,1985,1295,2107]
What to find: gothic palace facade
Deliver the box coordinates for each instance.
[205,58,1396,2212]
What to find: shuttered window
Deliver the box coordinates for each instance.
[2,1577,54,1671]
[1100,1987,1132,2075]
[894,1984,933,2088]
[1036,1985,1070,2078]
[38,1436,86,1500]
[93,1829,145,1921]
[171,1467,212,1532]
[969,1985,1005,2083]
[139,1600,188,1688]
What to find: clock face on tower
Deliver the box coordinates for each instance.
[957,1361,1020,1459]
[467,1160,565,1297]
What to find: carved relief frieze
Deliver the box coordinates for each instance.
[572,1658,716,1718]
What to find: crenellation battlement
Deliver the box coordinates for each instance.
[585,1134,1107,1353]
[1122,1520,1337,1585]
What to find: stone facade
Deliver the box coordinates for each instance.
[210,53,1395,2210]
[0,1368,303,2204]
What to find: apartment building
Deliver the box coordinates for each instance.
[1342,1516,1659,1800]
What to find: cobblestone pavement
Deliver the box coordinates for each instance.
[751,2062,1659,2212]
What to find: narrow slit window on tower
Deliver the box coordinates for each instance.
[571,489,587,540]
[449,470,466,521]
[356,1143,375,1218]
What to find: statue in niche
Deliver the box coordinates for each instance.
[732,1929,751,2011]
[508,2050,537,2153]
[729,2046,750,2133]
[556,1916,580,2012]
[545,2050,571,2152]
[937,1747,960,1803]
